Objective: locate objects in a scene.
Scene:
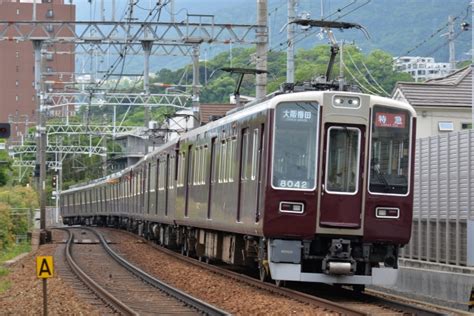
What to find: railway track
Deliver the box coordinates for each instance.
[52,229,117,314]
[103,227,460,316]
[61,227,228,316]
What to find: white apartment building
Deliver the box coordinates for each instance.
[394,56,453,82]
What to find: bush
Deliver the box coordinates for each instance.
[0,186,38,250]
[0,202,13,250]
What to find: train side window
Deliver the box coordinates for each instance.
[251,129,259,180]
[201,146,206,184]
[218,141,222,183]
[241,129,249,180]
[138,172,141,196]
[177,152,185,187]
[181,152,186,187]
[211,138,218,184]
[228,137,237,182]
[187,145,193,187]
[221,141,227,183]
[193,147,200,185]
[168,155,175,189]
[161,159,167,190]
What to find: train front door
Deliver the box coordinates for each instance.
[319,124,365,228]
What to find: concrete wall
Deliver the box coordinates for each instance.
[380,259,474,310]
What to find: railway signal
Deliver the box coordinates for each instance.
[52,175,57,189]
[0,123,10,139]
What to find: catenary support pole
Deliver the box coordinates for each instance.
[448,15,456,72]
[256,0,268,100]
[34,40,47,238]
[287,0,296,84]
[142,40,153,154]
[192,45,201,127]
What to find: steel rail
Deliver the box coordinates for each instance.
[86,227,229,316]
[114,229,365,316]
[63,228,138,316]
[115,229,459,316]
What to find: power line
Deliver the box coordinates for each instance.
[345,47,389,96]
[396,3,470,59]
[341,59,379,95]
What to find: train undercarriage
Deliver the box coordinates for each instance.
[64,215,399,288]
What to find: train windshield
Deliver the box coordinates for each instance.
[272,102,319,190]
[369,105,411,195]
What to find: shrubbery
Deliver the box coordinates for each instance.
[0,186,38,251]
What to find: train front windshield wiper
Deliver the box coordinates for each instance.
[375,172,392,192]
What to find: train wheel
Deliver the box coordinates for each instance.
[274,279,285,287]
[259,264,268,282]
[353,284,365,292]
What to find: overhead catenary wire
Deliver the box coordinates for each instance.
[268,0,372,54]
[395,3,471,60]
[341,59,380,95]
[345,47,389,96]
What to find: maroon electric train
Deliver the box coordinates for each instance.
[61,90,416,287]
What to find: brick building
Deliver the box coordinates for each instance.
[0,0,75,139]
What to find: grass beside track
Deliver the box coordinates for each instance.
[0,243,31,294]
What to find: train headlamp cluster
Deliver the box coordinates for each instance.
[375,207,400,219]
[279,202,304,214]
[333,96,360,108]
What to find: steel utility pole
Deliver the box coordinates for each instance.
[33,40,47,237]
[256,0,268,100]
[192,45,201,127]
[287,0,296,84]
[142,40,153,154]
[339,41,344,91]
[448,15,456,72]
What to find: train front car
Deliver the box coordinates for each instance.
[262,91,416,287]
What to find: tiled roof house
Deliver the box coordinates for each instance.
[392,66,472,138]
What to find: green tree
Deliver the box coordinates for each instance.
[0,150,11,186]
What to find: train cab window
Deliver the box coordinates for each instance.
[369,105,411,195]
[325,127,361,194]
[272,102,319,190]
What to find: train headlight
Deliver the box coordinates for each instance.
[348,99,359,106]
[332,96,361,108]
[375,207,400,219]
